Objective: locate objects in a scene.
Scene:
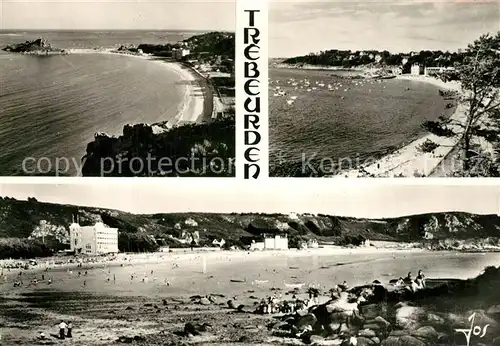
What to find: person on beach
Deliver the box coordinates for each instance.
[67,322,73,338]
[395,277,405,287]
[404,272,412,284]
[413,277,424,292]
[41,274,45,281]
[417,270,426,288]
[58,321,67,339]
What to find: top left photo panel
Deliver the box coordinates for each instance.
[0,0,236,177]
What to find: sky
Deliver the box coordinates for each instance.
[270,0,500,57]
[0,181,498,218]
[1,0,235,31]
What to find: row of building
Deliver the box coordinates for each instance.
[68,223,327,255]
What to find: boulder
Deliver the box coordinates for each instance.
[329,312,350,324]
[425,313,444,324]
[327,322,342,334]
[395,305,425,330]
[410,326,438,343]
[358,329,376,338]
[488,305,500,315]
[363,323,383,332]
[361,304,387,320]
[310,335,326,345]
[227,300,237,309]
[373,316,391,327]
[296,313,318,330]
[356,337,375,346]
[199,297,211,305]
[381,335,426,346]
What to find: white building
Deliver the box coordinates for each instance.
[250,241,265,251]
[69,222,119,255]
[411,63,422,75]
[250,235,288,251]
[173,48,190,60]
[264,234,288,250]
[425,66,455,76]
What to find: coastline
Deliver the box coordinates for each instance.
[67,48,206,128]
[337,75,464,178]
[2,243,493,275]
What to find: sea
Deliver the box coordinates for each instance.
[0,30,202,176]
[269,68,456,176]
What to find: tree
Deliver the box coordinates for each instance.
[423,32,500,175]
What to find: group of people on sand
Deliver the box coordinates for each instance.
[37,320,73,341]
[394,270,426,292]
[255,281,351,315]
[58,320,73,339]
[12,271,52,287]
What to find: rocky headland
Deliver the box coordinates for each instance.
[81,116,235,177]
[3,38,68,55]
[241,265,500,346]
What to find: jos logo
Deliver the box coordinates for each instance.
[455,312,489,346]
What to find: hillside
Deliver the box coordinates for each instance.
[136,31,235,58]
[0,197,500,259]
[184,31,235,57]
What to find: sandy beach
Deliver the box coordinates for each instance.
[67,49,206,128]
[1,247,498,345]
[337,75,464,178]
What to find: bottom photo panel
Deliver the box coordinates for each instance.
[1,181,500,346]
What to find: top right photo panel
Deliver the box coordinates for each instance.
[269,1,500,178]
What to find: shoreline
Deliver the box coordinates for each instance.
[3,244,497,274]
[336,75,464,178]
[67,48,206,128]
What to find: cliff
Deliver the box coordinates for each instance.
[81,117,235,177]
[1,196,500,259]
[3,38,67,55]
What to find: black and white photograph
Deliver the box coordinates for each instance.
[269,1,500,178]
[2,182,500,346]
[0,0,235,177]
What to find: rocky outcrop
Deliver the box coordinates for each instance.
[3,38,68,55]
[269,267,500,346]
[81,117,235,177]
